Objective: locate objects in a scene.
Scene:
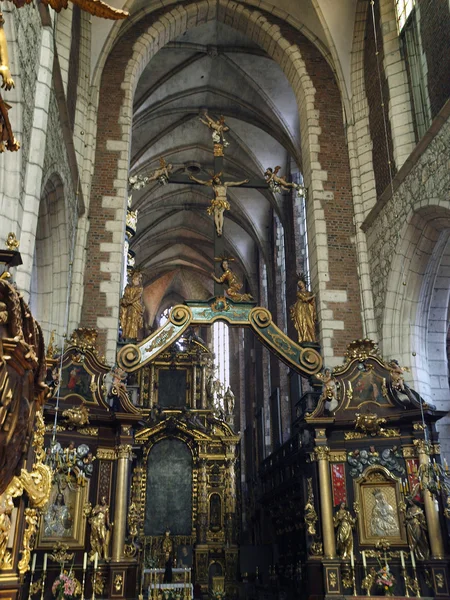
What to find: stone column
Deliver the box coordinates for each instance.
[314,445,336,559]
[111,444,132,562]
[415,440,445,559]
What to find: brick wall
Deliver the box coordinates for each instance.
[364,1,395,198]
[418,0,450,119]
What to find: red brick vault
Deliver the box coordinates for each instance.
[80,0,363,363]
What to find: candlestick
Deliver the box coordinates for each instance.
[400,550,405,568]
[94,552,98,570]
[350,550,354,568]
[81,554,87,600]
[412,567,420,598]
[31,553,37,573]
[410,550,416,569]
[28,559,37,600]
[401,568,410,598]
[40,563,47,600]
[352,564,357,597]
[362,550,366,568]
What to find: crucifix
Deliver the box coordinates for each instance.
[129,110,299,297]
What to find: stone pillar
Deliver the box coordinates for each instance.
[111,444,132,562]
[415,440,445,559]
[314,445,336,559]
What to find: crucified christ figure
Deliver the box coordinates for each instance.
[189,173,249,236]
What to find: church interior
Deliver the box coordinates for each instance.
[1,0,450,599]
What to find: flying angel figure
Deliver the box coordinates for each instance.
[264,166,301,192]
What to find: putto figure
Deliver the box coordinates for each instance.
[212,258,253,302]
[129,158,173,190]
[264,166,302,193]
[119,270,144,340]
[189,172,249,236]
[289,274,316,343]
[199,111,229,146]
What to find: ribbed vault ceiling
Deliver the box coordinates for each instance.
[129,20,302,325]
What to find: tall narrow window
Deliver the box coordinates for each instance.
[395,0,415,33]
[395,0,431,138]
[212,321,229,390]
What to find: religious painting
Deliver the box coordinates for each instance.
[144,438,193,535]
[37,482,89,548]
[347,364,389,407]
[177,544,193,568]
[354,466,407,545]
[58,362,93,401]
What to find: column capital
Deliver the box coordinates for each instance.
[314,445,330,461]
[413,439,430,455]
[116,444,133,459]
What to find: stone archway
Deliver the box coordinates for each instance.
[81,0,363,365]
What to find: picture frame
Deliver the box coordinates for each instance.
[37,482,89,548]
[354,465,407,546]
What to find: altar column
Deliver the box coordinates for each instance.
[112,444,133,561]
[314,444,336,559]
[415,440,445,559]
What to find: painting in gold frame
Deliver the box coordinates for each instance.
[37,482,89,549]
[354,465,407,546]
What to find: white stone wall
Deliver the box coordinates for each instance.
[364,113,450,451]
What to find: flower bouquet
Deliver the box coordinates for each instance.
[52,571,77,600]
[375,565,396,596]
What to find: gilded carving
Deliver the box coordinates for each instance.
[313,446,330,461]
[49,542,75,564]
[212,258,253,302]
[333,503,356,559]
[304,478,318,536]
[113,573,123,592]
[289,274,316,343]
[97,448,117,461]
[0,491,14,568]
[18,508,39,575]
[120,270,144,340]
[68,328,99,354]
[116,444,133,460]
[85,497,112,560]
[62,401,90,428]
[354,412,386,436]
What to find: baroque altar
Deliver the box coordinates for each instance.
[259,339,450,599]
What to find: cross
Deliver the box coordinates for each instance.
[129,111,292,296]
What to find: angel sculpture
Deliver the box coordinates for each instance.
[129,158,173,190]
[199,111,229,146]
[264,166,302,194]
[211,258,253,302]
[189,173,249,236]
[317,368,338,413]
[388,359,410,393]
